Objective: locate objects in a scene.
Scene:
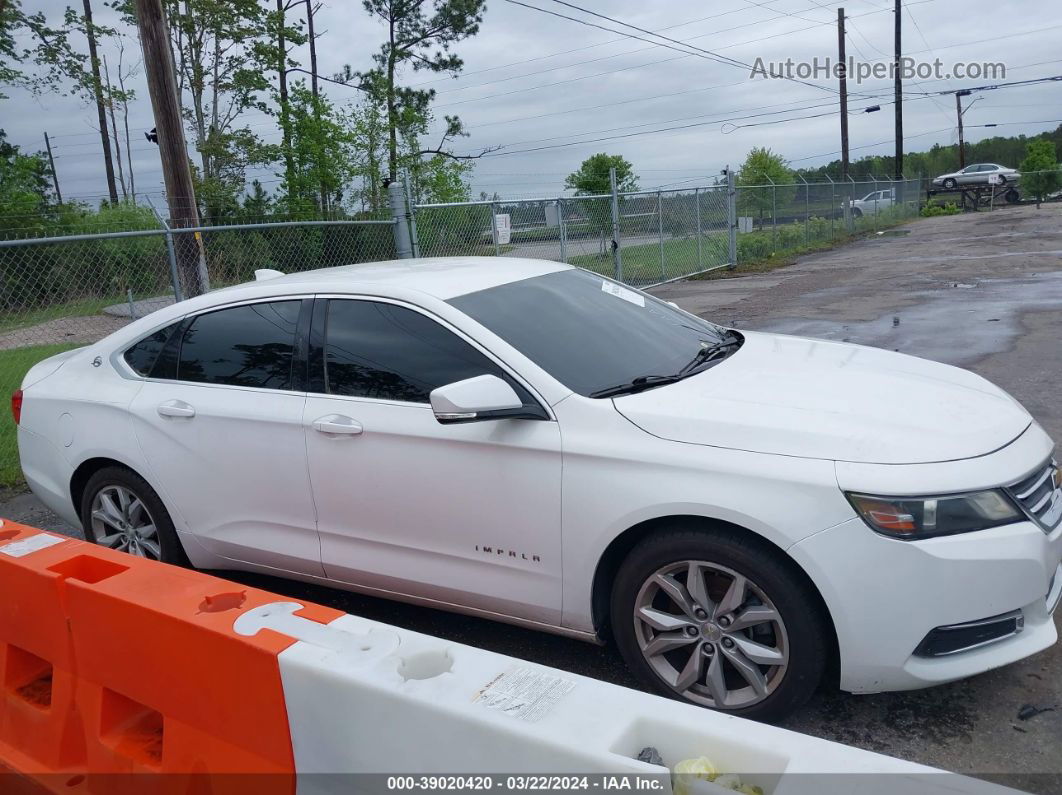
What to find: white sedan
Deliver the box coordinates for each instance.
[14,258,1062,721]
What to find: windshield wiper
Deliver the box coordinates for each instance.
[676,334,742,378]
[589,374,682,399]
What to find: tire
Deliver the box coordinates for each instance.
[942,178,957,190]
[80,466,189,566]
[851,208,863,219]
[610,525,828,723]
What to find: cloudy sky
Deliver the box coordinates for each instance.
[6,0,1062,203]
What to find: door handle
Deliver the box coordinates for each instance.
[157,400,195,418]
[312,414,363,436]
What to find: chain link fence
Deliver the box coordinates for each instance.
[0,217,395,487]
[0,174,931,487]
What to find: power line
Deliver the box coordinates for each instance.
[505,0,848,98]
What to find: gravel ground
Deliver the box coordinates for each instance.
[3,202,1061,789]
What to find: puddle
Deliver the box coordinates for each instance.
[755,270,1062,366]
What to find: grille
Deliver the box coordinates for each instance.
[1008,460,1062,531]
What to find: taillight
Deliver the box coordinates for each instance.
[11,390,22,425]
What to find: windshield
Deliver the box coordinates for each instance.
[449,269,737,398]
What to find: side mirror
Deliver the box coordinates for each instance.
[430,374,528,424]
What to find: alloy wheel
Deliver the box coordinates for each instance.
[89,484,162,560]
[632,560,789,709]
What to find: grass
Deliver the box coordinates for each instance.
[0,343,79,489]
[568,210,920,285]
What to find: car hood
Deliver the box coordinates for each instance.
[612,331,1031,464]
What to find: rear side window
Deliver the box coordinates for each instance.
[123,323,178,377]
[322,299,526,403]
[177,301,301,389]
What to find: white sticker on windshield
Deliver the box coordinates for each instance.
[601,280,645,307]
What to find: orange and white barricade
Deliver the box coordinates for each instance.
[0,519,1016,795]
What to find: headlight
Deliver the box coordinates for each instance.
[846,490,1022,540]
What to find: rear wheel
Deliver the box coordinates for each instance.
[80,466,188,566]
[611,526,828,722]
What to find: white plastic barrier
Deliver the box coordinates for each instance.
[234,602,1016,795]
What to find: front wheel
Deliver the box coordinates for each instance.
[942,178,957,190]
[611,527,828,722]
[80,466,188,565]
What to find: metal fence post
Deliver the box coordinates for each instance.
[766,176,777,248]
[388,180,414,259]
[403,174,421,258]
[826,175,835,240]
[147,197,182,301]
[801,175,809,245]
[726,166,737,270]
[657,190,664,281]
[694,187,702,270]
[558,199,568,263]
[491,201,501,256]
[609,167,623,282]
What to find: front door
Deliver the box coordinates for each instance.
[129,298,323,576]
[303,297,563,625]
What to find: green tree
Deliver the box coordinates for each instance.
[353,0,487,181]
[142,0,273,221]
[736,147,793,227]
[564,152,638,195]
[565,153,637,255]
[1019,139,1061,208]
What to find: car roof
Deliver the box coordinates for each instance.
[105,257,575,347]
[261,256,571,299]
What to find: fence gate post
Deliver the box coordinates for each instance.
[403,176,421,258]
[147,197,182,301]
[388,180,414,259]
[726,166,737,270]
[801,176,810,245]
[657,190,664,281]
[826,175,835,240]
[766,176,776,248]
[558,199,568,263]
[609,167,623,282]
[490,201,501,256]
[694,188,702,270]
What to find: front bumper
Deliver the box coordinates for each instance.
[791,515,1061,693]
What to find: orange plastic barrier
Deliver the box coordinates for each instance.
[0,520,343,795]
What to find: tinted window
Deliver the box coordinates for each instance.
[323,300,518,403]
[177,301,301,389]
[450,269,732,397]
[124,323,178,376]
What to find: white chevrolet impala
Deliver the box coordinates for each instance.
[14,257,1062,720]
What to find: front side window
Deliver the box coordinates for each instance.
[177,300,301,389]
[322,299,525,403]
[450,269,734,398]
[963,165,980,173]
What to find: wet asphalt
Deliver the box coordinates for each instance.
[3,203,1061,790]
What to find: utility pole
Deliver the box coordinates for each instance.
[305,0,327,215]
[43,132,63,204]
[837,8,850,182]
[134,0,206,297]
[83,0,119,204]
[893,0,903,180]
[955,89,972,168]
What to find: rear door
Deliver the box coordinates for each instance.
[128,298,323,576]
